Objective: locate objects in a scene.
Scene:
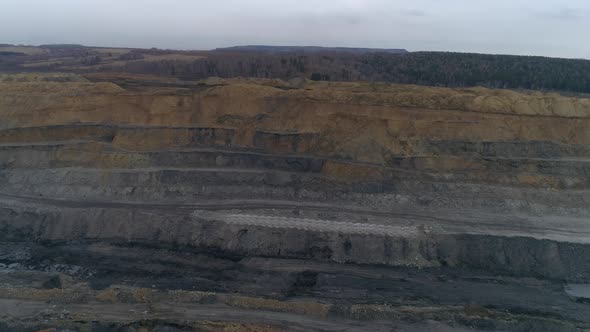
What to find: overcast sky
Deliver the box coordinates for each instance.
[1,0,589,58]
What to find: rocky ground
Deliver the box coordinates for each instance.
[0,73,589,331]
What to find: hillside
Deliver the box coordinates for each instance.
[2,44,590,94]
[214,45,408,54]
[0,72,589,331]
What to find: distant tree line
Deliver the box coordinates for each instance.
[358,52,590,93]
[111,51,590,93]
[117,52,362,81]
[0,51,25,56]
[4,45,590,93]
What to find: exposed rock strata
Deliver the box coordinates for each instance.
[0,73,589,331]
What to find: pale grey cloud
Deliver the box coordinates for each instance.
[544,7,586,20]
[400,9,427,17]
[0,0,589,59]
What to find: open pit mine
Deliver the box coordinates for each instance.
[0,73,589,331]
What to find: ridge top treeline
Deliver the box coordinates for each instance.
[2,45,590,94]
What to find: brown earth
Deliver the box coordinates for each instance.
[0,72,589,331]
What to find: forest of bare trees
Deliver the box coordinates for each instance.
[3,45,590,93]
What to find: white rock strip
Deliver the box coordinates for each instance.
[193,210,426,237]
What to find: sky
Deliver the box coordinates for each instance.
[1,0,589,59]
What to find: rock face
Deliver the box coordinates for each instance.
[0,73,589,331]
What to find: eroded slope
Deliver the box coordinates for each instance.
[0,73,589,331]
